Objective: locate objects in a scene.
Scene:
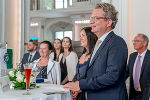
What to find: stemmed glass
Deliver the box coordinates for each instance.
[16,63,22,68]
[31,67,40,85]
[23,63,34,95]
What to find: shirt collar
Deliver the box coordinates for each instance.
[98,30,112,41]
[138,49,147,57]
[30,51,36,56]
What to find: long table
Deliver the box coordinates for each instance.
[0,83,72,100]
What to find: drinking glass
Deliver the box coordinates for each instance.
[23,63,33,95]
[16,63,22,68]
[31,67,40,84]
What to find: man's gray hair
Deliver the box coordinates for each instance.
[138,33,149,45]
[95,3,118,29]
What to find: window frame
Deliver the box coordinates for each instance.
[55,0,67,9]
[55,31,72,40]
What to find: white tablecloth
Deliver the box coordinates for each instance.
[0,83,72,100]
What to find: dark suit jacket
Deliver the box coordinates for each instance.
[79,31,128,100]
[20,51,40,71]
[127,50,150,100]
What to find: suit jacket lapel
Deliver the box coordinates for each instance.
[130,53,138,76]
[24,53,30,63]
[140,50,150,76]
[89,31,115,67]
[26,53,30,61]
[47,59,54,74]
[32,51,37,62]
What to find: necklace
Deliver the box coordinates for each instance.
[84,52,89,58]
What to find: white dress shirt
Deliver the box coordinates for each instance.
[133,49,147,91]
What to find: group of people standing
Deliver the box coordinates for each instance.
[20,2,150,100]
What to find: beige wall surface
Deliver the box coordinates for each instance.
[127,0,150,55]
[5,0,21,68]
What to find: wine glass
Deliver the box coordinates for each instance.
[23,63,34,95]
[31,67,40,85]
[16,62,22,68]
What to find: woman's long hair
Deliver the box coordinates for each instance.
[53,39,63,61]
[81,27,98,55]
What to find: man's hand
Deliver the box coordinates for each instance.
[63,81,80,91]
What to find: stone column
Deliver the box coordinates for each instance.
[0,0,6,43]
[24,0,30,42]
[51,0,55,9]
[67,0,70,7]
[5,0,22,68]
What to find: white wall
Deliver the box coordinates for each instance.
[127,0,150,54]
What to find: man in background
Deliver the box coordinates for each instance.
[20,40,40,71]
[127,34,150,100]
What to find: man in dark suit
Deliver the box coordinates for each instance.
[64,3,128,100]
[20,40,40,71]
[126,34,150,100]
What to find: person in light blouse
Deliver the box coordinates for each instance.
[33,41,61,84]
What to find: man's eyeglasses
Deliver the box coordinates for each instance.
[90,16,107,21]
[132,40,145,43]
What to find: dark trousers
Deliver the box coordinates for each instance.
[133,91,142,100]
[76,92,86,100]
[141,87,150,100]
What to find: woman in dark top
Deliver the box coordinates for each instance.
[33,41,61,84]
[35,41,52,79]
[60,58,67,82]
[36,65,47,79]
[60,37,78,85]
[72,27,98,100]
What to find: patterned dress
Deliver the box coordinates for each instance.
[36,66,47,79]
